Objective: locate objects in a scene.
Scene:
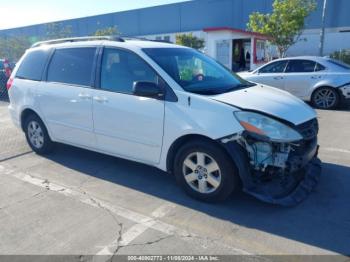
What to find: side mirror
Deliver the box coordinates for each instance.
[133,81,164,99]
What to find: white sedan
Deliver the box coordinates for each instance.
[238,56,350,109]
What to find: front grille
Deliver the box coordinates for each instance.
[295,118,319,140]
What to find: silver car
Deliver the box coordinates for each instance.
[238,56,350,109]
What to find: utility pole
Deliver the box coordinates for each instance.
[319,0,327,56]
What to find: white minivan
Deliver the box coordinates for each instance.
[7,37,321,206]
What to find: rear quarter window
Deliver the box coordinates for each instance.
[16,50,50,81]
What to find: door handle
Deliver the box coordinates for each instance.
[273,76,284,80]
[78,93,92,99]
[311,76,321,79]
[93,96,108,103]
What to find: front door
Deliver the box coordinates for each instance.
[38,47,97,147]
[92,48,165,164]
[250,60,288,89]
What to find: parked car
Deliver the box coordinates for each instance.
[238,56,350,109]
[7,37,321,206]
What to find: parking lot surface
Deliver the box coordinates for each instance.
[0,98,350,258]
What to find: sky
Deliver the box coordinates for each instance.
[0,0,190,30]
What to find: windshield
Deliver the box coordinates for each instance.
[143,48,254,95]
[327,59,350,70]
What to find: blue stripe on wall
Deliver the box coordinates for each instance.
[0,0,349,37]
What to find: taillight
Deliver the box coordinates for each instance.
[6,78,14,90]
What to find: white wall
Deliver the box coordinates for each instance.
[287,27,350,57]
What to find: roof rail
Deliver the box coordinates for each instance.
[123,37,172,44]
[31,35,124,48]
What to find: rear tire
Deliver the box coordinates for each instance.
[173,139,239,202]
[311,87,340,109]
[24,114,54,155]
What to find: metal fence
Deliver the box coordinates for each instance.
[0,72,9,102]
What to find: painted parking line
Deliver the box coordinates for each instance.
[322,147,350,154]
[96,203,176,258]
[0,164,253,256]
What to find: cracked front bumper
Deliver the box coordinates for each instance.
[223,141,322,206]
[339,85,350,100]
[245,157,322,206]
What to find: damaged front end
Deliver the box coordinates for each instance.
[222,116,322,206]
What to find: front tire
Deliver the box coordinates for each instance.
[24,114,54,154]
[174,139,239,202]
[311,87,340,109]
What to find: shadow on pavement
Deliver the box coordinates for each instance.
[43,143,350,255]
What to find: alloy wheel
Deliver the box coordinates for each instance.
[27,121,44,149]
[313,88,337,109]
[182,152,222,194]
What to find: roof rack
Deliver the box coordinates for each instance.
[31,35,124,48]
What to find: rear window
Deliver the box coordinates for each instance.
[327,59,350,70]
[47,48,96,86]
[16,50,49,81]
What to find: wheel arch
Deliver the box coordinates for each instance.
[20,108,43,131]
[166,134,227,173]
[311,85,342,100]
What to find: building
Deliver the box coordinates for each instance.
[1,0,349,70]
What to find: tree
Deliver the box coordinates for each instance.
[45,22,72,40]
[247,0,316,57]
[176,33,205,50]
[93,26,119,36]
[0,36,31,61]
[330,49,350,65]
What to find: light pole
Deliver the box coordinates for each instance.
[319,0,327,56]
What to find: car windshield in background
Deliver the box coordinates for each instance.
[143,48,254,95]
[327,59,350,70]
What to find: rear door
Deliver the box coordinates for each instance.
[92,47,165,164]
[284,59,324,99]
[38,47,97,147]
[249,60,288,89]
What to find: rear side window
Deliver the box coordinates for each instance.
[0,62,4,70]
[285,60,316,73]
[16,50,49,81]
[47,48,96,86]
[315,63,326,71]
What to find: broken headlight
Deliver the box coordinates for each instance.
[234,111,303,142]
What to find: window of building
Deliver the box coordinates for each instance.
[47,48,96,86]
[100,48,158,94]
[16,50,49,81]
[163,36,170,42]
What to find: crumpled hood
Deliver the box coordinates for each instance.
[212,84,316,125]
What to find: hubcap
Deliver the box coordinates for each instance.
[27,121,44,149]
[182,152,221,194]
[314,89,337,109]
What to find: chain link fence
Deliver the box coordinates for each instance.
[0,71,9,102]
